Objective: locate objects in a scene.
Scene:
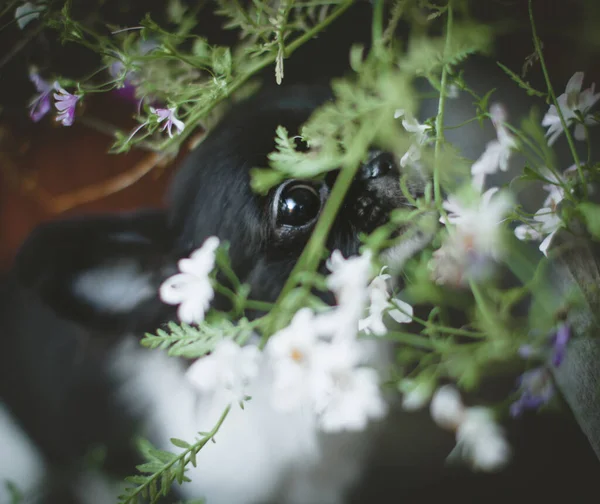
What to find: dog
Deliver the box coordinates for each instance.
[2,81,599,504]
[0,82,428,504]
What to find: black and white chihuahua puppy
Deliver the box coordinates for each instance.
[0,83,426,504]
[1,82,599,504]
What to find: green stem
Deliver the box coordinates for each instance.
[371,0,384,52]
[528,0,586,196]
[385,330,438,350]
[434,2,454,218]
[469,280,497,330]
[121,406,230,504]
[391,301,484,338]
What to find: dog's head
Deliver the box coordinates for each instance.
[13,84,425,331]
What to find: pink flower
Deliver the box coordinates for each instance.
[28,71,52,122]
[150,107,185,138]
[53,83,80,126]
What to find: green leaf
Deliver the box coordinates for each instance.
[578,202,600,240]
[136,462,163,474]
[171,438,192,449]
[125,475,150,485]
[212,47,232,77]
[497,62,546,98]
[149,448,177,464]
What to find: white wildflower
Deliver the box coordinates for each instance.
[159,236,219,324]
[358,271,413,335]
[399,378,434,411]
[325,249,373,338]
[440,187,513,262]
[514,167,571,256]
[453,407,511,472]
[471,103,517,191]
[430,386,510,472]
[395,112,431,168]
[266,308,327,412]
[186,339,261,404]
[312,340,387,432]
[266,306,387,432]
[542,71,600,146]
[430,384,465,430]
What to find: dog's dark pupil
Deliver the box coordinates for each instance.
[278,186,321,226]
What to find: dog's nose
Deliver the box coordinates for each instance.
[357,151,395,181]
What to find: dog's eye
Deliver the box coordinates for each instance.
[275,183,322,227]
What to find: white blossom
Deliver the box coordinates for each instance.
[453,407,511,472]
[311,339,387,432]
[399,378,434,411]
[471,103,517,191]
[159,236,219,324]
[442,187,512,256]
[514,168,571,256]
[358,271,413,335]
[266,306,387,432]
[186,339,261,404]
[542,71,600,146]
[430,384,465,430]
[395,112,431,168]
[325,249,373,338]
[266,308,327,412]
[430,386,510,472]
[434,188,513,285]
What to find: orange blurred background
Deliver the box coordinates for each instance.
[0,92,189,271]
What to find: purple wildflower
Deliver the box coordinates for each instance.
[28,71,52,122]
[53,83,80,127]
[108,40,158,103]
[151,107,185,138]
[551,323,571,367]
[509,368,555,418]
[109,61,138,103]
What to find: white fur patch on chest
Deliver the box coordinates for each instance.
[0,402,46,504]
[110,338,381,504]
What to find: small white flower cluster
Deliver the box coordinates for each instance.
[513,72,599,256]
[431,187,513,287]
[541,72,600,146]
[471,104,517,191]
[514,168,573,256]
[159,236,220,324]
[159,243,414,433]
[430,385,510,472]
[393,110,432,168]
[430,103,515,287]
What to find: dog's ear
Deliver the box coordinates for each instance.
[14,209,175,333]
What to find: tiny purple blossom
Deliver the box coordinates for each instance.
[551,323,571,367]
[151,106,185,138]
[109,61,138,102]
[509,368,555,418]
[53,83,80,127]
[28,71,52,122]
